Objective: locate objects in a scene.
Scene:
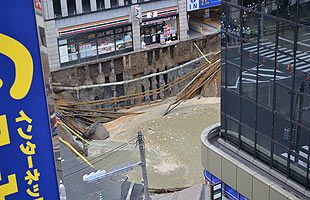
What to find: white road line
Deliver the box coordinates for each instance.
[244,42,273,51]
[244,45,257,51]
[301,38,310,42]
[296,53,308,58]
[297,64,310,70]
[259,48,273,54]
[278,47,287,51]
[261,51,275,57]
[241,78,257,82]
[297,54,310,60]
[302,145,309,151]
[282,59,294,65]
[125,182,135,200]
[299,151,308,160]
[279,36,310,48]
[242,73,256,77]
[296,62,306,66]
[278,57,294,63]
[259,68,283,73]
[275,54,288,60]
[248,43,275,53]
[303,68,310,73]
[261,42,273,45]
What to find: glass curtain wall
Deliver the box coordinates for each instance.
[221,0,310,189]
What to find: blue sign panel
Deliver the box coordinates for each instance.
[0,1,59,200]
[187,0,221,11]
[200,0,221,9]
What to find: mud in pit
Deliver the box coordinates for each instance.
[88,97,220,189]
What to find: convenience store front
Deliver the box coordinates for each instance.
[203,170,249,200]
[58,16,133,67]
[141,7,178,46]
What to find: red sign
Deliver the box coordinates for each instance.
[34,0,43,12]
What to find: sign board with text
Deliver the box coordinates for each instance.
[187,0,221,11]
[0,1,59,199]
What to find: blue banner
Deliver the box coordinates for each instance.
[187,0,221,11]
[0,1,59,200]
[200,0,221,9]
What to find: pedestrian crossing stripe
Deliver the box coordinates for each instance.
[281,145,310,169]
[243,42,310,74]
[239,67,289,85]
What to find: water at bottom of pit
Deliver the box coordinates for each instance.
[88,97,220,189]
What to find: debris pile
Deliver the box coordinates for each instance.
[164,52,221,115]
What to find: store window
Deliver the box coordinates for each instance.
[82,0,91,13]
[67,0,77,15]
[97,30,115,55]
[141,16,178,46]
[97,0,105,10]
[39,27,47,47]
[58,38,78,63]
[124,0,132,5]
[111,0,118,8]
[59,26,133,65]
[53,0,61,17]
[78,34,97,59]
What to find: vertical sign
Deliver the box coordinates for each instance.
[0,1,59,199]
[34,0,44,15]
[187,0,200,11]
[187,0,221,11]
[211,182,222,200]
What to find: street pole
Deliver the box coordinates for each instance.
[137,131,151,200]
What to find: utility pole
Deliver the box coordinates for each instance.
[83,131,151,199]
[137,131,151,200]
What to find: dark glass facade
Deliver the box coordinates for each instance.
[221,0,310,188]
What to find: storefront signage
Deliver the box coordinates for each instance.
[211,182,222,200]
[146,11,158,19]
[187,0,221,11]
[0,1,59,199]
[34,0,43,15]
[142,6,178,21]
[141,16,176,26]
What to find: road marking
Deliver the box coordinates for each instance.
[248,43,274,53]
[244,45,257,51]
[278,57,294,63]
[296,64,310,70]
[297,54,310,60]
[298,52,309,57]
[304,68,310,73]
[275,54,288,60]
[126,182,135,200]
[295,62,306,67]
[301,38,310,42]
[261,51,275,56]
[259,68,283,73]
[282,59,294,65]
[279,36,310,48]
[241,78,257,83]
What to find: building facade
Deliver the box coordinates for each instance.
[42,0,190,71]
[42,0,222,71]
[201,0,310,199]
